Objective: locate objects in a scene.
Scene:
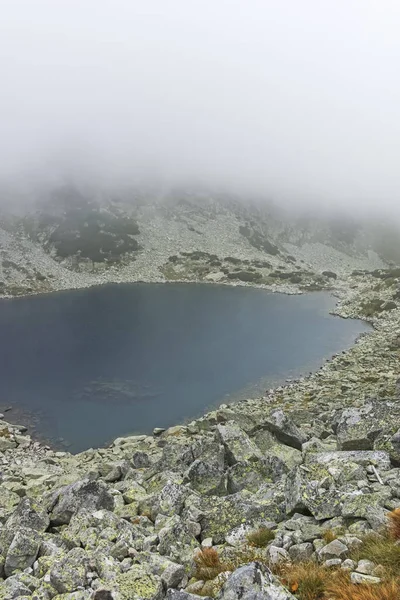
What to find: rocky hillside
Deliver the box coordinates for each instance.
[0,185,392,297]
[1,270,400,598]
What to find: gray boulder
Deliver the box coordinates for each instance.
[285,465,341,520]
[227,461,273,494]
[4,527,42,577]
[217,423,262,465]
[336,407,382,450]
[114,564,164,600]
[50,479,115,525]
[288,542,314,562]
[218,562,296,600]
[6,497,50,533]
[317,540,348,562]
[167,591,212,600]
[306,450,391,471]
[185,458,227,496]
[49,547,91,593]
[199,494,283,544]
[263,410,307,450]
[161,562,186,588]
[0,574,32,598]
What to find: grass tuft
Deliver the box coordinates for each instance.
[194,548,227,581]
[246,527,275,548]
[388,508,400,541]
[326,573,400,600]
[351,534,400,576]
[322,529,339,544]
[279,562,329,600]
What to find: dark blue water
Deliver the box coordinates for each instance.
[0,284,369,453]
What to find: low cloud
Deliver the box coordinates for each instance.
[1,1,400,214]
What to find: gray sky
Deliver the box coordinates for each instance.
[1,0,400,209]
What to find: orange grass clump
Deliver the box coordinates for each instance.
[387,508,400,541]
[325,577,400,600]
[194,548,227,581]
[279,562,329,600]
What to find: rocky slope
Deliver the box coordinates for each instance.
[0,187,389,298]
[1,267,400,598]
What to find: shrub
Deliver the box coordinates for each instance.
[227,271,262,282]
[246,527,275,548]
[322,270,337,279]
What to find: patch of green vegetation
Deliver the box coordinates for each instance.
[1,258,30,276]
[224,256,242,265]
[246,527,275,547]
[24,188,140,264]
[371,267,400,280]
[252,259,272,268]
[359,297,397,317]
[227,270,262,282]
[322,270,337,279]
[239,225,280,255]
[181,251,219,262]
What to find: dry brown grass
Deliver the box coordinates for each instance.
[194,548,228,581]
[322,529,338,544]
[246,527,275,548]
[325,573,400,600]
[387,508,400,541]
[350,534,400,577]
[279,562,329,600]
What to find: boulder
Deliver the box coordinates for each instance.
[4,527,42,576]
[218,562,296,600]
[262,410,307,450]
[227,461,273,494]
[199,494,283,544]
[306,450,391,471]
[285,465,342,520]
[0,487,20,521]
[6,497,50,532]
[356,559,376,575]
[50,479,115,525]
[336,407,381,450]
[351,572,381,585]
[288,542,314,562]
[161,562,185,589]
[114,564,164,600]
[216,423,262,465]
[341,492,390,528]
[185,458,227,496]
[167,591,212,600]
[0,574,32,598]
[50,547,92,593]
[318,540,348,562]
[266,546,291,568]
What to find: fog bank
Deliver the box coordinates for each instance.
[1,1,400,212]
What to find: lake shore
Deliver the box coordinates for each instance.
[1,268,400,598]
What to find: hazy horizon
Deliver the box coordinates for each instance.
[2,1,400,214]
